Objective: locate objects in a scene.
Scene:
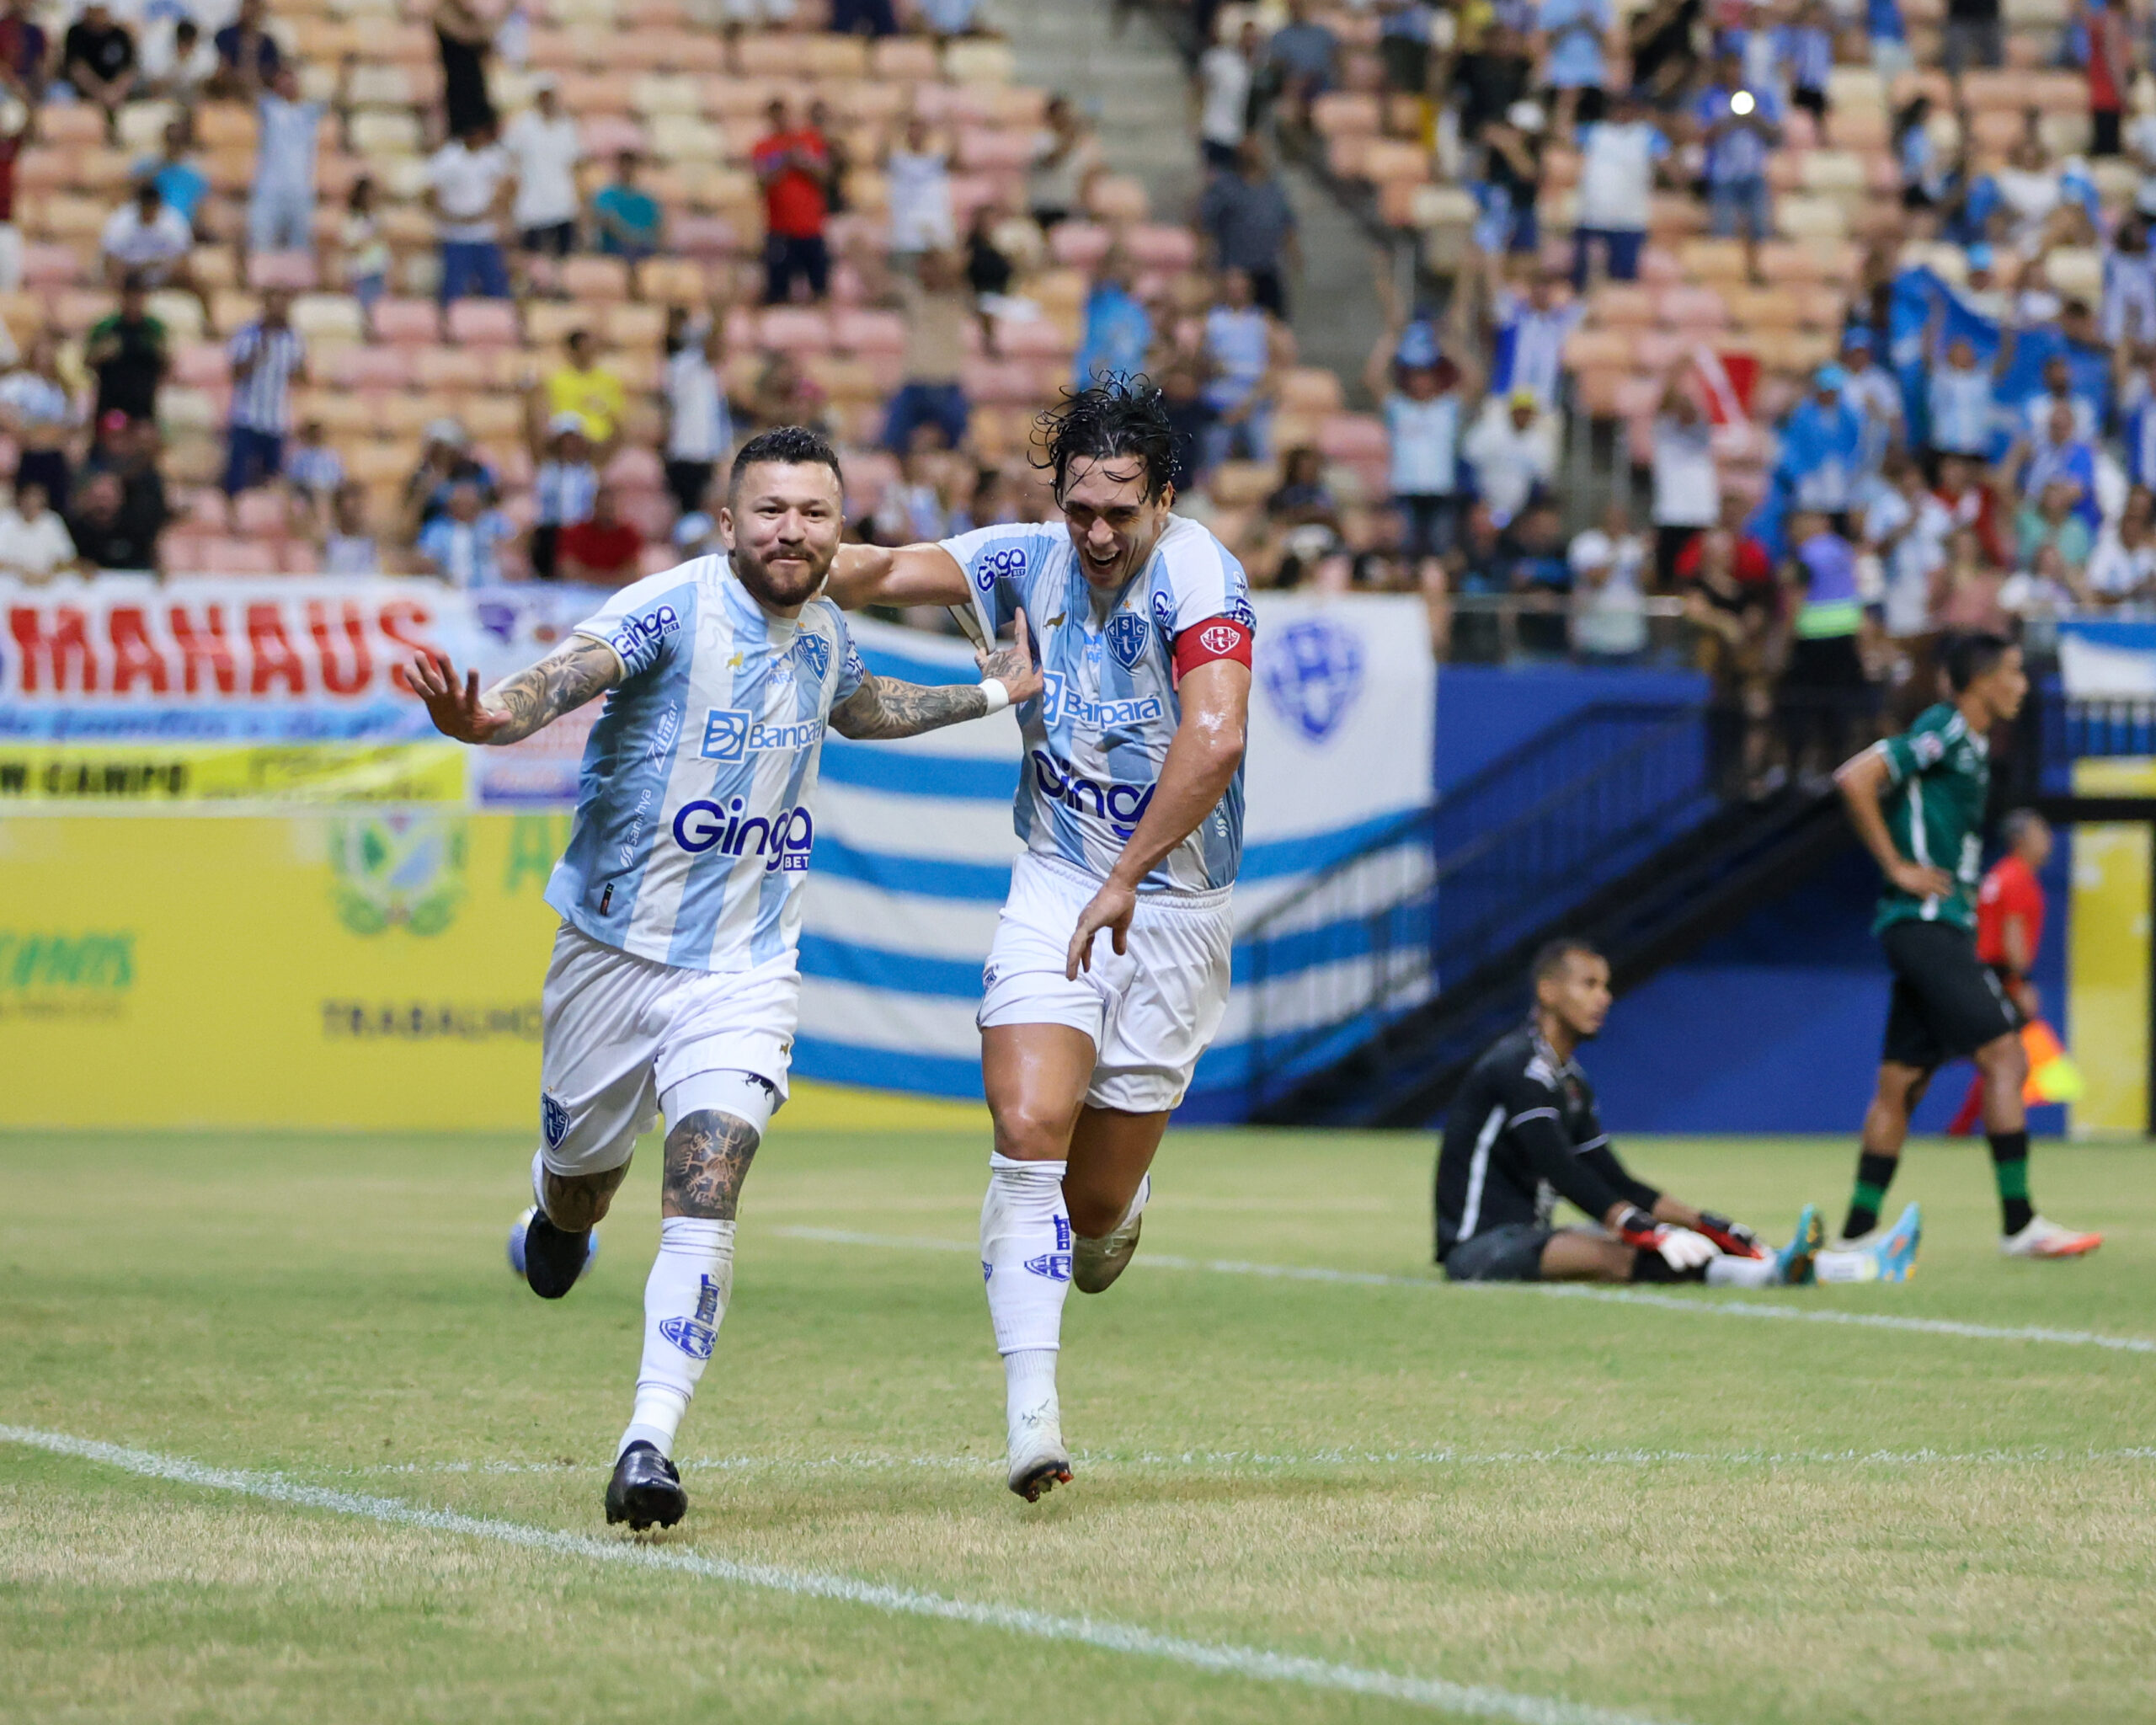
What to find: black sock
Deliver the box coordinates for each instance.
[1988,1129,2033,1236]
[1843,1151,1900,1240]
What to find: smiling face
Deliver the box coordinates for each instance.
[720,460,846,614]
[1058,454,1173,595]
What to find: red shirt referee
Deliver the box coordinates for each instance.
[1947,810,2052,1135]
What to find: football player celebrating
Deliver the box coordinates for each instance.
[825,377,1254,1501]
[408,428,1040,1530]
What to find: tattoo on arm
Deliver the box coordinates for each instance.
[483,636,621,745]
[661,1109,761,1220]
[828,675,989,740]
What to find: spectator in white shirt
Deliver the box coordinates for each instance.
[2087,488,2156,604]
[416,478,514,587]
[1568,500,1650,661]
[1649,382,1720,584]
[1571,88,1668,286]
[0,480,81,581]
[1197,21,1262,174]
[101,177,195,294]
[663,317,733,519]
[141,15,217,103]
[1925,334,1994,459]
[1864,451,1951,646]
[885,115,955,259]
[222,287,307,495]
[1462,386,1554,527]
[1365,318,1476,566]
[249,64,323,254]
[427,119,515,302]
[502,75,582,273]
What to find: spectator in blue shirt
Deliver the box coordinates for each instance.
[416,478,514,588]
[140,119,210,234]
[1267,0,1338,138]
[212,0,280,97]
[1693,48,1782,284]
[1535,0,1611,136]
[591,152,662,260]
[1072,251,1152,387]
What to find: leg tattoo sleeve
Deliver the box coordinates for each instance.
[661,1110,761,1220]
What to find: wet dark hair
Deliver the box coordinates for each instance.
[1944,632,2014,692]
[728,425,845,497]
[1034,373,1180,503]
[1530,937,1603,986]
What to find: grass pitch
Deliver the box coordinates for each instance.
[3,1125,2153,1724]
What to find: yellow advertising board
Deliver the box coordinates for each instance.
[0,742,467,805]
[2067,758,2155,1138]
[0,812,988,1133]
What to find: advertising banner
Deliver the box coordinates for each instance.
[0,578,1433,1127]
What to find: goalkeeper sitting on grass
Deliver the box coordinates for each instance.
[1433,939,1917,1286]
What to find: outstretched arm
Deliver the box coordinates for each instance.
[407,634,620,746]
[823,541,975,610]
[829,612,1041,740]
[1065,657,1249,978]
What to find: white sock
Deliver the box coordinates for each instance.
[981,1155,1070,1427]
[1813,1247,1879,1284]
[1705,1253,1779,1288]
[1005,1348,1059,1434]
[530,1149,548,1213]
[616,1216,734,1460]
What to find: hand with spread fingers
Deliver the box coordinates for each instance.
[977,607,1043,708]
[408,649,515,745]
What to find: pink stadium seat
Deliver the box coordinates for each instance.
[955,128,1036,174]
[446,301,522,347]
[832,309,908,355]
[233,490,292,536]
[1310,92,1380,136]
[173,344,232,387]
[1047,222,1113,270]
[604,446,664,489]
[372,298,442,344]
[1657,286,1728,330]
[670,215,738,260]
[961,359,1044,405]
[278,541,322,574]
[1122,224,1198,271]
[991,317,1075,361]
[19,244,83,288]
[562,257,632,302]
[328,347,414,390]
[868,37,939,81]
[182,489,232,531]
[756,308,834,354]
[1315,414,1388,462]
[247,251,319,291]
[581,115,648,158]
[1593,285,1655,328]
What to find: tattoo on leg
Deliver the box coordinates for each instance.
[662,1110,760,1220]
[543,1161,629,1231]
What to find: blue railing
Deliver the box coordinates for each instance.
[1240,701,1716,1116]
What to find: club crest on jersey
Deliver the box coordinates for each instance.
[659,1316,716,1359]
[1260,617,1365,743]
[1105,611,1149,670]
[540,1092,568,1149]
[792,631,830,681]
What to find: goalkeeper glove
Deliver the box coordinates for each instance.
[1614,1205,1718,1271]
[1694,1211,1767,1259]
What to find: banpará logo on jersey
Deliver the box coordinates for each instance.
[1260,617,1365,744]
[699,708,825,761]
[974,546,1027,592]
[672,797,815,871]
[1039,673,1163,733]
[1105,611,1150,670]
[791,631,830,681]
[1032,748,1155,839]
[607,603,681,672]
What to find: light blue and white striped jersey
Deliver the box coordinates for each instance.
[227,323,304,434]
[943,514,1252,894]
[544,556,867,972]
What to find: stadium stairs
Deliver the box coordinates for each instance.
[1241,704,1854,1130]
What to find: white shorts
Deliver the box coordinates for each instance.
[978,852,1233,1114]
[538,921,798,1179]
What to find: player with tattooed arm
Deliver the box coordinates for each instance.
[823,377,1255,1501]
[408,427,1041,1530]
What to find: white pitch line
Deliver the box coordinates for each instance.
[770,1226,2156,1356]
[321,1445,2156,1481]
[2,1425,1678,1725]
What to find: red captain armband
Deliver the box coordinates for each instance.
[1171,617,1254,679]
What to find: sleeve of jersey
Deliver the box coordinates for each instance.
[1164,529,1257,676]
[1499,1071,1630,1222]
[570,574,691,683]
[827,606,868,706]
[1577,1141,1659,1212]
[1876,720,1945,785]
[937,524,1035,645]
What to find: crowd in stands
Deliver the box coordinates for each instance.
[1,0,2154,744]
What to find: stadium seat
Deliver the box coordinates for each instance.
[371,298,441,345]
[446,301,522,348]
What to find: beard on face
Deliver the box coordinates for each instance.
[732,533,832,609]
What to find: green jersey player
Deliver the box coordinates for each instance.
[1824,633,2100,1266]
